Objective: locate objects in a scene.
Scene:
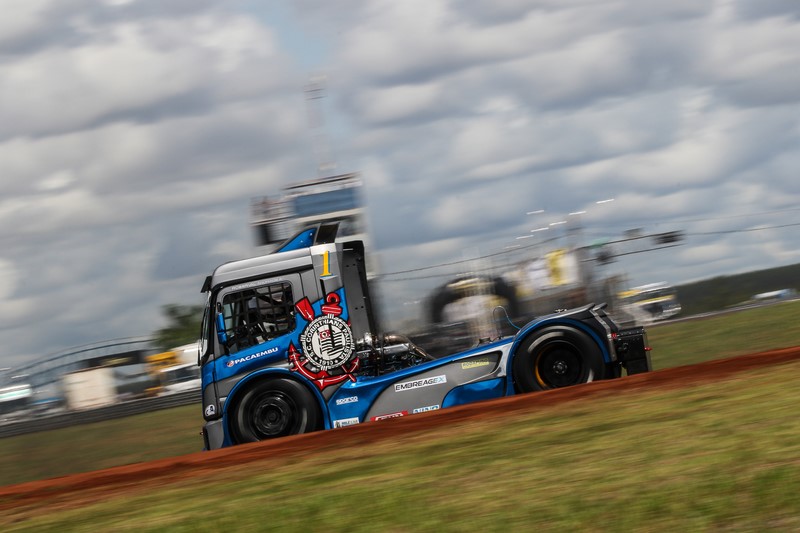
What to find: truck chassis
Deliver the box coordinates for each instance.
[199,225,651,450]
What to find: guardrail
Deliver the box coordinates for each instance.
[0,390,199,439]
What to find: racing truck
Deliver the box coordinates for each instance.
[198,223,652,450]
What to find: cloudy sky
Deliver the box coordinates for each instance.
[2,0,799,369]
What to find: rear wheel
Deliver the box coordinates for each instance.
[230,378,321,444]
[513,326,606,392]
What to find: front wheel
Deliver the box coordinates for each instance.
[513,326,607,393]
[230,378,321,444]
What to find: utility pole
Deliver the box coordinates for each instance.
[304,75,337,177]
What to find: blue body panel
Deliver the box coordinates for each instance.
[211,337,515,448]
[206,306,615,448]
[275,228,318,252]
[325,338,510,423]
[211,287,349,384]
[442,378,506,408]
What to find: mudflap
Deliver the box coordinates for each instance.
[203,419,226,450]
[614,326,652,375]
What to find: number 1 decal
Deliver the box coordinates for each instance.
[321,250,332,277]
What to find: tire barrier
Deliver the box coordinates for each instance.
[429,275,520,324]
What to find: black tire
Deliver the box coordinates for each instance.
[230,378,321,444]
[513,326,607,392]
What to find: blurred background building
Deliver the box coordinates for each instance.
[0,339,199,417]
[250,172,378,276]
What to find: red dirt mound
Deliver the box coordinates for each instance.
[1,347,798,510]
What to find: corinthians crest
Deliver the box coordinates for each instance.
[300,314,354,370]
[290,291,359,390]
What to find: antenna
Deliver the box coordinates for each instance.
[304,74,337,176]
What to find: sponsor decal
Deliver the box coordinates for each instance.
[412,405,440,414]
[461,358,491,370]
[300,314,354,370]
[333,417,360,428]
[370,411,408,421]
[226,346,279,368]
[335,395,359,406]
[204,404,216,417]
[289,292,360,390]
[394,374,447,392]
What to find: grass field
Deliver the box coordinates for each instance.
[646,300,800,368]
[1,301,799,531]
[2,355,799,531]
[0,405,203,486]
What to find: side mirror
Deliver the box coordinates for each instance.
[216,313,229,346]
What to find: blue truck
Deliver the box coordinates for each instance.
[198,224,651,450]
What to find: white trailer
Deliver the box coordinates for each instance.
[62,367,117,410]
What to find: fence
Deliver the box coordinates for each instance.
[0,390,198,439]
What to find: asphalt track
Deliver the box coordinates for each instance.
[1,346,799,512]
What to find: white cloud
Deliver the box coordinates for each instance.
[352,83,446,126]
[0,0,52,44]
[37,170,77,192]
[0,258,18,300]
[699,11,800,105]
[0,12,288,140]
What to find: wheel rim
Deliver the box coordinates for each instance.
[247,391,298,439]
[534,344,583,388]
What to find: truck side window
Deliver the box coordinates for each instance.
[221,282,295,353]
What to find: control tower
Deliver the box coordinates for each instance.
[250,172,376,274]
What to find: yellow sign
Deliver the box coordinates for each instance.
[546,249,566,286]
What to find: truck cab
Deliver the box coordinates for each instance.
[200,225,380,447]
